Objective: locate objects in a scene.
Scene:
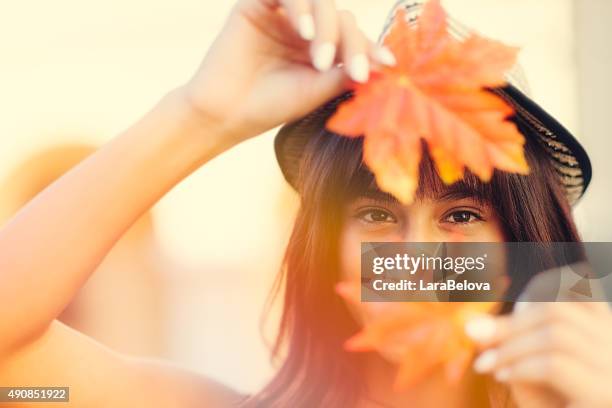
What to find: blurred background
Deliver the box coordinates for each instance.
[0,0,610,395]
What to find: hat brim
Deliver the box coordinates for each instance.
[274,83,592,205]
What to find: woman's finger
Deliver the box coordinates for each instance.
[579,301,611,315]
[495,354,595,405]
[466,302,597,347]
[337,10,369,83]
[472,322,589,374]
[368,40,397,68]
[279,0,314,40]
[310,0,340,71]
[509,303,602,343]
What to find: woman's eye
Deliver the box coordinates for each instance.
[444,210,482,224]
[357,209,397,224]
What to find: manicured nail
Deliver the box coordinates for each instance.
[376,46,397,66]
[465,315,497,343]
[313,43,336,71]
[495,368,511,382]
[298,14,315,41]
[348,53,370,83]
[474,349,498,373]
[514,301,532,313]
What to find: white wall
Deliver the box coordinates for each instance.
[575,0,612,241]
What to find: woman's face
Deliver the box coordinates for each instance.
[337,184,507,363]
[340,186,506,283]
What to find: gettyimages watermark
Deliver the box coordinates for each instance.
[360,242,612,303]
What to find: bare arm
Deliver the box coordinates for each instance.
[0,0,387,405]
[0,90,228,354]
[0,90,247,407]
[0,320,245,407]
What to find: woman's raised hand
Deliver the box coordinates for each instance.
[180,0,395,146]
[0,4,394,405]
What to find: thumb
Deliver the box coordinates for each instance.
[293,66,350,117]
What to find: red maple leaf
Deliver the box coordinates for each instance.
[336,280,499,390]
[326,0,529,204]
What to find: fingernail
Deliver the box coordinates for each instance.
[465,316,497,343]
[495,368,511,382]
[376,46,397,66]
[313,43,336,71]
[298,14,315,41]
[474,349,498,373]
[348,53,370,83]
[514,301,532,313]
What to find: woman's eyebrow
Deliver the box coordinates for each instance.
[353,186,486,204]
[355,189,400,204]
[435,186,484,203]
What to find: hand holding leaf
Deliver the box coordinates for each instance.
[327,0,529,204]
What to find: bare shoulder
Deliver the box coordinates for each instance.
[123,356,246,407]
[0,321,244,408]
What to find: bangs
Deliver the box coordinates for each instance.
[345,143,495,206]
[301,131,497,208]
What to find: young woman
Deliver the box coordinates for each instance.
[0,0,611,407]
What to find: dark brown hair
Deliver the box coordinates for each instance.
[242,118,582,407]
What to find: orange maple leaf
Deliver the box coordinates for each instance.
[326,0,529,204]
[336,280,498,390]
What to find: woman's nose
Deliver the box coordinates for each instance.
[401,219,439,242]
